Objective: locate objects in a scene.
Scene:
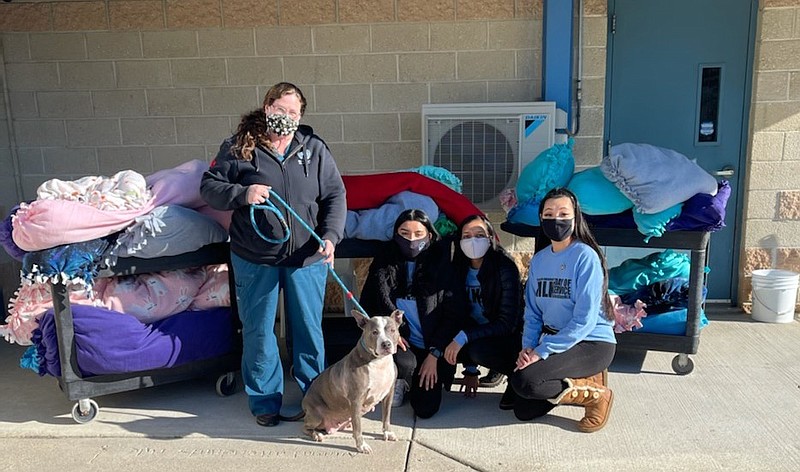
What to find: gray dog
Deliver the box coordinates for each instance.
[302,309,403,454]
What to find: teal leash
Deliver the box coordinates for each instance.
[250,192,370,318]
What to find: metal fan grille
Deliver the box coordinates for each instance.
[431,119,515,205]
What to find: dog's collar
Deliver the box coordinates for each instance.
[358,337,378,359]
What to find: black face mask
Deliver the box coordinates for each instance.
[541,218,574,242]
[393,234,431,259]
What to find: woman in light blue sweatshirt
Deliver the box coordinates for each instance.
[509,187,616,433]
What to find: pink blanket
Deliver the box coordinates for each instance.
[611,295,648,333]
[94,265,230,323]
[11,198,156,252]
[147,159,232,230]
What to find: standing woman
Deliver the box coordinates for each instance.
[201,82,347,427]
[443,215,522,407]
[359,209,464,419]
[510,187,616,433]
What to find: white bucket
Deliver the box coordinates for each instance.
[751,269,799,324]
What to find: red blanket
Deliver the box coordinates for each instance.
[342,172,483,224]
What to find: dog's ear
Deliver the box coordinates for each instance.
[390,309,404,326]
[352,309,369,329]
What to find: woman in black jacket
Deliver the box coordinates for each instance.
[201,82,346,427]
[443,215,523,408]
[359,209,464,419]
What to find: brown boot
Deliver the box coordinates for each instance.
[587,369,608,388]
[550,376,613,433]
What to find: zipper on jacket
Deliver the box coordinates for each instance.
[284,142,309,178]
[278,158,295,255]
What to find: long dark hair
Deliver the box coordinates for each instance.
[538,187,614,320]
[393,209,440,243]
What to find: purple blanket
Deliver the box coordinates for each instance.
[0,205,26,261]
[31,305,235,377]
[584,180,730,233]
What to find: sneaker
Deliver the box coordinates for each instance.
[479,370,506,388]
[392,379,409,408]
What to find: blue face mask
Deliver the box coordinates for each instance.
[541,217,574,242]
[393,234,431,259]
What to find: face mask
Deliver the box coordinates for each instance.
[393,233,431,259]
[541,217,574,242]
[265,113,299,136]
[460,237,491,260]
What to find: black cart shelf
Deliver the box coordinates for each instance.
[50,242,241,423]
[500,221,710,375]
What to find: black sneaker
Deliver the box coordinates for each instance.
[256,413,280,427]
[499,385,517,410]
[479,370,506,388]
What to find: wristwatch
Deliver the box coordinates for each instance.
[428,347,443,359]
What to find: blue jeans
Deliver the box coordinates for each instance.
[231,252,327,416]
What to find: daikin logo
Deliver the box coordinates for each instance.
[524,114,548,137]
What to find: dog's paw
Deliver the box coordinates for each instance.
[383,431,397,442]
[356,442,373,454]
[311,431,325,442]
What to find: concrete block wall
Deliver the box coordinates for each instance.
[740,0,800,311]
[1,1,545,202]
[571,0,606,169]
[0,0,549,311]
[0,40,23,305]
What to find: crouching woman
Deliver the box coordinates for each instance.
[510,187,617,432]
[359,209,464,419]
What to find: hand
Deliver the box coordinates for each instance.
[397,337,409,352]
[514,347,540,372]
[419,354,439,391]
[318,239,335,265]
[444,340,462,366]
[246,184,271,204]
[460,374,479,398]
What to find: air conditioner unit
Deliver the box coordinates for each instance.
[422,102,560,209]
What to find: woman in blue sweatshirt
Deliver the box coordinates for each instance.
[510,187,616,432]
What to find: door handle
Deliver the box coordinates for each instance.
[713,166,735,177]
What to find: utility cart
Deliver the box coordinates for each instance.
[49,242,241,423]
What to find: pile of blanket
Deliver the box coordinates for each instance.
[507,142,730,241]
[609,250,708,335]
[1,161,234,346]
[2,160,485,378]
[1,161,238,379]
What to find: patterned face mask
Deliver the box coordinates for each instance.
[265,113,299,136]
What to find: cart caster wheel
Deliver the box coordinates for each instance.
[216,373,237,397]
[71,399,99,424]
[671,354,694,375]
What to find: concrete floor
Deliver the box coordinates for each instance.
[1,304,799,471]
